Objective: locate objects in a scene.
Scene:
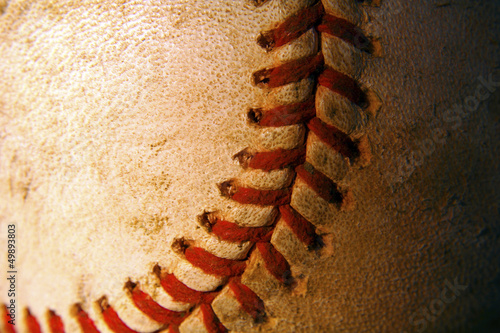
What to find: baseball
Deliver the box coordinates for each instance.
[0,0,499,332]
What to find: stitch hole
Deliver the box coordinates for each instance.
[47,309,64,333]
[353,35,378,55]
[318,233,335,258]
[363,88,383,116]
[152,264,162,278]
[257,31,274,51]
[198,211,218,231]
[308,234,325,251]
[97,296,109,311]
[282,271,294,287]
[172,237,190,254]
[218,180,238,198]
[248,108,263,124]
[253,68,271,86]
[233,148,254,168]
[367,36,383,57]
[124,280,137,293]
[70,304,81,317]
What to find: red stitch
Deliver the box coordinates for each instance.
[256,243,292,285]
[73,304,100,333]
[248,147,306,171]
[156,270,218,304]
[317,14,372,52]
[2,304,16,333]
[25,309,42,333]
[125,281,185,326]
[253,53,324,88]
[211,219,273,243]
[257,1,324,51]
[171,237,190,255]
[219,180,292,206]
[168,325,180,333]
[318,67,367,107]
[48,310,65,333]
[248,97,316,127]
[198,211,219,231]
[296,163,343,203]
[307,117,359,158]
[159,272,203,303]
[233,147,306,170]
[233,187,292,206]
[99,297,138,333]
[200,304,227,333]
[231,149,254,169]
[279,205,321,249]
[185,247,247,277]
[228,277,265,322]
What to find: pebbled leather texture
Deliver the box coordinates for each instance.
[0,0,499,332]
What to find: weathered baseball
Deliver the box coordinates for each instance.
[0,0,499,332]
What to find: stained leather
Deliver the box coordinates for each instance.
[0,0,498,332]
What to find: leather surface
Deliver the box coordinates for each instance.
[0,0,499,332]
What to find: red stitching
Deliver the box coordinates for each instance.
[296,163,343,203]
[156,271,218,305]
[2,304,16,333]
[257,1,324,51]
[211,219,273,243]
[219,180,292,206]
[200,304,227,333]
[167,325,180,333]
[48,310,65,333]
[227,277,265,323]
[173,1,368,329]
[125,281,186,326]
[231,187,292,206]
[308,117,359,158]
[234,146,306,171]
[279,205,321,249]
[25,309,42,333]
[256,242,292,285]
[317,14,372,52]
[185,247,247,277]
[253,53,324,88]
[74,304,100,333]
[258,0,371,53]
[248,96,316,127]
[99,297,138,333]
[318,66,367,107]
